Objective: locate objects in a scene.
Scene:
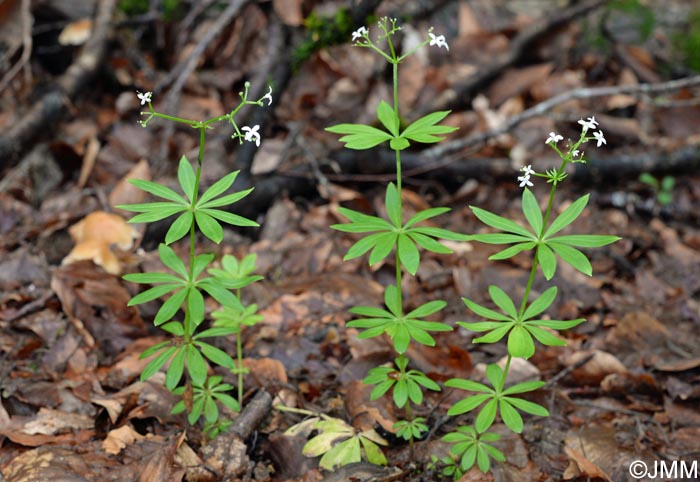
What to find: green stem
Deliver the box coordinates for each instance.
[499,355,512,393]
[236,287,244,407]
[184,127,206,342]
[507,157,567,389]
[391,57,404,317]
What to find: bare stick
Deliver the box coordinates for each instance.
[423,74,700,161]
[0,0,33,92]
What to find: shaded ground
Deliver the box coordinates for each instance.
[1,1,700,481]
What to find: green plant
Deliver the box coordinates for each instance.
[119,82,271,435]
[672,7,700,72]
[639,172,675,206]
[319,17,467,468]
[119,0,182,20]
[280,407,387,470]
[442,119,620,476]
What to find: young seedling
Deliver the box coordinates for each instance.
[442,118,620,475]
[119,83,271,436]
[639,172,675,206]
[321,17,467,466]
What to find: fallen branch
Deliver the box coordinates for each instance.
[0,0,33,92]
[423,74,700,160]
[0,0,117,171]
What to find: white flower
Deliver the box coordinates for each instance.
[429,32,449,51]
[520,164,535,176]
[137,91,152,105]
[518,175,533,188]
[578,116,598,132]
[545,132,563,144]
[593,130,606,147]
[262,85,273,106]
[352,26,368,42]
[242,125,261,147]
[572,150,579,157]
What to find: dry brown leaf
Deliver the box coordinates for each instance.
[486,63,553,106]
[58,18,93,46]
[110,159,151,214]
[77,136,100,188]
[175,439,214,482]
[563,446,612,481]
[245,357,288,385]
[563,350,627,386]
[63,211,138,274]
[68,211,138,250]
[22,408,93,436]
[62,238,122,275]
[103,424,144,455]
[345,381,395,433]
[273,0,303,26]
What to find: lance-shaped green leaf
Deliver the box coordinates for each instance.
[470,206,534,238]
[124,179,188,205]
[546,234,620,248]
[543,193,589,238]
[447,364,548,434]
[385,183,401,228]
[404,207,451,228]
[548,242,592,276]
[443,426,504,474]
[197,188,254,209]
[165,211,194,244]
[140,344,177,381]
[521,188,543,235]
[197,170,240,206]
[165,346,186,390]
[326,123,393,150]
[400,110,458,144]
[199,208,258,228]
[120,202,187,223]
[376,100,399,137]
[397,233,420,275]
[158,243,188,279]
[348,285,450,354]
[363,355,440,408]
[459,285,583,358]
[177,156,197,203]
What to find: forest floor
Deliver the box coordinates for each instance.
[1,1,700,481]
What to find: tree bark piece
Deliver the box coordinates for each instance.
[200,389,272,479]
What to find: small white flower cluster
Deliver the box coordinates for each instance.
[135,85,273,148]
[518,164,535,188]
[242,125,260,147]
[137,91,152,105]
[428,31,449,51]
[350,25,449,51]
[352,26,368,42]
[261,85,273,106]
[578,116,606,147]
[546,116,606,148]
[522,116,607,188]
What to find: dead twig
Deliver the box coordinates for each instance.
[0,0,117,171]
[0,0,33,93]
[422,74,700,161]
